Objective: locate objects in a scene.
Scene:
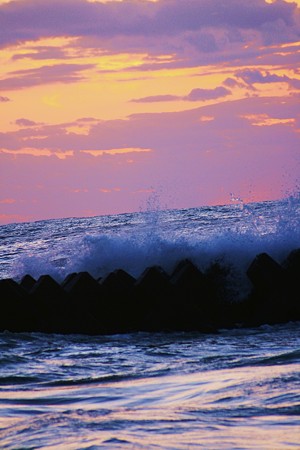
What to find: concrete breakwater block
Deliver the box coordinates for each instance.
[0,250,299,335]
[133,265,174,331]
[169,259,217,331]
[0,279,34,332]
[20,274,36,292]
[282,249,300,317]
[99,269,137,333]
[29,275,68,334]
[246,252,285,293]
[62,271,103,335]
[246,252,300,325]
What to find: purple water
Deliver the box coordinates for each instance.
[0,197,299,448]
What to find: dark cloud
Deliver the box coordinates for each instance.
[131,94,180,103]
[223,76,256,91]
[76,117,100,123]
[185,86,231,101]
[15,118,42,127]
[0,0,298,49]
[185,32,218,53]
[235,68,300,89]
[0,63,95,90]
[236,68,286,84]
[223,77,239,88]
[0,0,298,77]
[131,86,231,103]
[12,46,68,61]
[0,95,10,102]
[154,0,296,32]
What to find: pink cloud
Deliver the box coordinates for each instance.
[185,86,231,101]
[0,198,16,204]
[0,94,299,223]
[0,63,95,90]
[131,94,180,103]
[1,1,299,224]
[235,68,300,90]
[131,86,231,103]
[12,45,69,61]
[15,118,43,127]
[82,148,152,156]
[0,214,33,225]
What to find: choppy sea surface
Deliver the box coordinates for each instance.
[0,197,300,448]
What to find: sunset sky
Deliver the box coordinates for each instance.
[0,0,300,224]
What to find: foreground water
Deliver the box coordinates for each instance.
[0,324,299,449]
[0,198,300,448]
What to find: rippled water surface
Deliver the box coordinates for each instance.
[1,199,300,448]
[0,324,300,449]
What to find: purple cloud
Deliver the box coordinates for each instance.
[0,63,95,90]
[236,68,300,89]
[0,95,10,102]
[15,118,42,127]
[131,94,180,103]
[12,46,68,61]
[0,0,297,78]
[223,77,241,88]
[185,86,231,101]
[186,32,218,53]
[0,0,298,54]
[1,94,299,223]
[5,91,298,155]
[132,86,231,103]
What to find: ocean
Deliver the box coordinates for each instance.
[0,197,300,449]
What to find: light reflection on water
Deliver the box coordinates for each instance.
[0,196,300,448]
[0,345,299,449]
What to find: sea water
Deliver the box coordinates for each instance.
[0,198,300,449]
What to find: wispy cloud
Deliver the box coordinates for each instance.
[241,113,296,127]
[0,63,95,90]
[15,118,43,127]
[131,86,231,103]
[1,94,299,223]
[1,0,300,223]
[0,198,16,204]
[235,68,300,90]
[131,94,180,103]
[11,46,69,61]
[82,147,152,156]
[185,86,231,101]
[1,148,74,159]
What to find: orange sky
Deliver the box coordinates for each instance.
[0,0,300,224]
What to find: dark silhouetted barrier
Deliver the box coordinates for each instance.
[0,250,299,335]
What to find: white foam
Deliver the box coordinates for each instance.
[10,197,300,289]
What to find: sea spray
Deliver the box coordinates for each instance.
[1,198,300,450]
[4,197,300,288]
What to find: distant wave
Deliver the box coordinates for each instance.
[0,197,298,285]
